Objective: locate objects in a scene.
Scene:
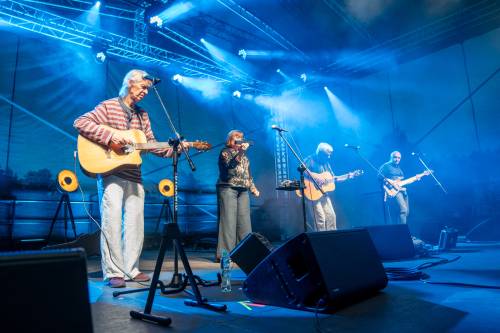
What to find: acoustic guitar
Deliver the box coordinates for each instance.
[77,126,211,177]
[296,169,363,201]
[383,170,432,198]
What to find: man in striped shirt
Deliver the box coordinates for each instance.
[74,69,174,288]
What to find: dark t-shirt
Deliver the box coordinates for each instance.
[378,161,404,181]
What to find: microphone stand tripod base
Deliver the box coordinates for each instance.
[130,310,172,327]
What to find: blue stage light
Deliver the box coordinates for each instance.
[238,49,247,60]
[172,74,184,84]
[150,16,163,28]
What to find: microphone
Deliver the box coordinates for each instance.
[344,144,360,150]
[144,74,161,86]
[271,125,287,132]
[234,139,254,145]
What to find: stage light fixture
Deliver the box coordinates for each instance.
[232,90,241,98]
[276,68,281,73]
[150,15,163,28]
[91,39,109,64]
[95,51,106,63]
[172,74,183,84]
[57,170,79,193]
[238,49,247,60]
[158,179,174,197]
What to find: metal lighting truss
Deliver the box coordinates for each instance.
[0,0,274,92]
[19,0,138,21]
[215,0,308,62]
[323,0,500,77]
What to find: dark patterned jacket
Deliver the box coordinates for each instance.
[216,147,256,191]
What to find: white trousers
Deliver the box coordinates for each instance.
[97,175,145,280]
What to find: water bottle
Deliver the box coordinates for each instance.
[220,249,232,293]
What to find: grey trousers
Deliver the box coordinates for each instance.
[387,192,409,224]
[216,186,252,259]
[309,195,337,231]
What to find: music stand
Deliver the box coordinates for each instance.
[46,170,79,243]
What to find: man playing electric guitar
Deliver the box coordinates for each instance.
[304,143,357,231]
[378,151,430,224]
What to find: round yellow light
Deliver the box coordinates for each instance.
[57,169,79,193]
[158,179,174,197]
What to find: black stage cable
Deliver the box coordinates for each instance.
[384,256,461,281]
[386,256,500,289]
[420,280,500,289]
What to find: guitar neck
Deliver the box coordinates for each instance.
[399,173,427,186]
[135,142,171,150]
[334,173,350,182]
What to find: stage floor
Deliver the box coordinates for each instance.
[87,242,500,333]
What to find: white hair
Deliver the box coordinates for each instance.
[316,142,333,155]
[119,69,150,97]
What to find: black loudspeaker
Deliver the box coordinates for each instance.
[0,248,93,333]
[230,232,273,275]
[363,224,416,261]
[242,229,388,312]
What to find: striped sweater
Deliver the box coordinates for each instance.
[74,97,172,181]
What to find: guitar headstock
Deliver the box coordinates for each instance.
[191,141,212,151]
[423,170,433,176]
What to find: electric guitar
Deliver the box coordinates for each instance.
[77,126,211,177]
[383,170,433,198]
[296,169,364,201]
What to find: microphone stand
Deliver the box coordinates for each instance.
[346,147,392,224]
[127,84,226,327]
[414,153,447,194]
[275,129,324,232]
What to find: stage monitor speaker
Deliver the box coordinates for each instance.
[363,224,416,261]
[0,248,93,333]
[230,232,273,275]
[242,229,387,313]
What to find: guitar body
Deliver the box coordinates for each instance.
[77,126,211,178]
[295,174,335,201]
[383,170,432,198]
[296,170,364,201]
[77,127,147,177]
[383,183,403,198]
